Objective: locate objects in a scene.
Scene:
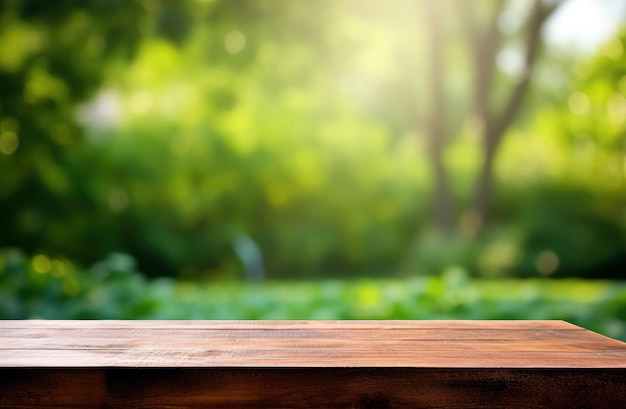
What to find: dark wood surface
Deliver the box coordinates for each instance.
[1,320,625,408]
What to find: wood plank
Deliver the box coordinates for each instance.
[1,320,625,408]
[0,328,604,342]
[0,320,624,368]
[2,348,625,368]
[0,326,596,340]
[0,369,104,409]
[0,336,618,352]
[0,368,624,409]
[0,319,581,330]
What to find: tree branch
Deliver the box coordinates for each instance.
[490,0,563,142]
[470,0,564,232]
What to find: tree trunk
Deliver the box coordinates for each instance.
[423,1,454,235]
[472,128,498,231]
[469,0,562,233]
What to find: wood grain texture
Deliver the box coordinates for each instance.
[1,320,625,368]
[1,320,625,408]
[0,368,624,408]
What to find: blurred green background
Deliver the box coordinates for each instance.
[1,0,626,339]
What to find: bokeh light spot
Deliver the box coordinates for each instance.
[568,91,590,115]
[130,90,153,115]
[32,254,51,274]
[62,278,81,297]
[619,75,626,95]
[52,124,72,145]
[459,210,482,236]
[497,46,525,79]
[536,251,559,275]
[357,284,380,310]
[479,241,519,277]
[266,181,290,208]
[224,30,246,54]
[0,116,20,133]
[108,187,129,212]
[51,260,66,277]
[257,42,277,63]
[0,131,19,155]
[141,0,161,13]
[607,93,626,125]
[87,35,106,57]
[171,135,191,156]
[603,37,623,60]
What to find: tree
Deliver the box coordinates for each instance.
[0,0,192,258]
[421,0,563,235]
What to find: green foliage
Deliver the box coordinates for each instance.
[0,2,625,279]
[2,250,625,342]
[486,29,626,278]
[0,0,195,265]
[0,249,161,319]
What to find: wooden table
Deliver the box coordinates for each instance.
[1,320,625,408]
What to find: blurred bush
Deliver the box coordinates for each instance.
[2,249,625,342]
[0,1,625,279]
[0,248,161,319]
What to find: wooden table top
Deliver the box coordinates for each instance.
[1,320,625,369]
